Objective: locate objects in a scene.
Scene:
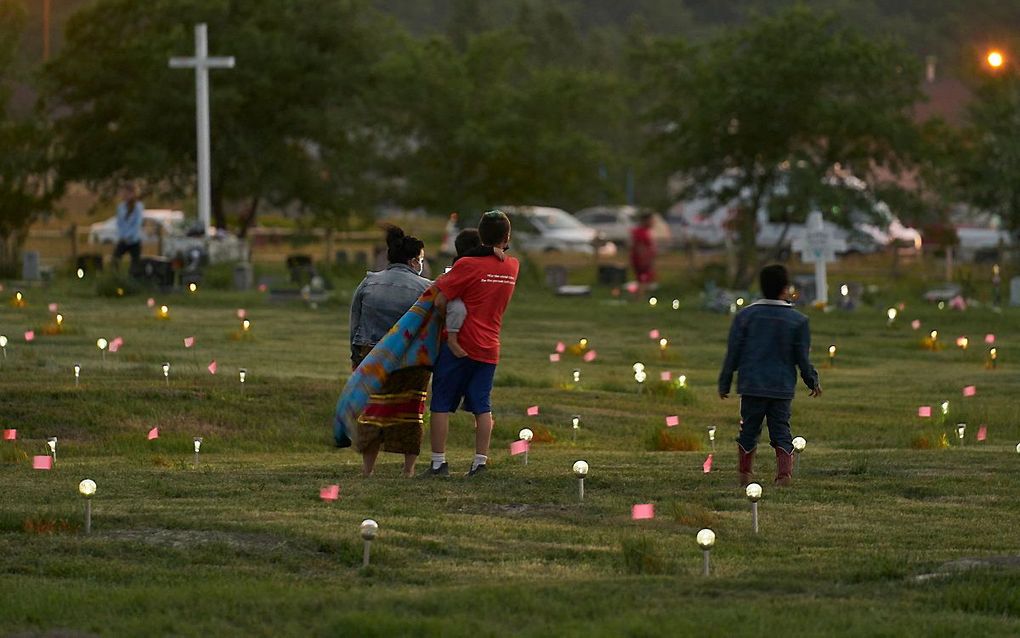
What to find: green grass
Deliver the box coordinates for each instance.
[1,263,1019,637]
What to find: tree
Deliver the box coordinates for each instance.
[0,1,58,276]
[640,6,923,286]
[42,0,395,234]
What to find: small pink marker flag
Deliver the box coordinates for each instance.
[918,406,932,418]
[33,455,52,470]
[3,429,16,440]
[109,337,122,353]
[963,385,976,397]
[631,504,655,520]
[526,405,539,416]
[660,371,672,381]
[985,334,995,345]
[147,297,156,308]
[555,341,566,353]
[665,415,680,427]
[237,308,247,319]
[319,484,340,501]
[976,425,988,441]
[208,360,218,375]
[649,329,660,340]
[583,350,597,362]
[625,282,639,294]
[703,454,713,473]
[549,353,560,362]
[147,427,159,440]
[24,330,34,342]
[510,439,529,456]
[48,303,58,313]
[184,336,195,348]
[911,319,921,330]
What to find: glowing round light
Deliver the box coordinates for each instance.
[678,374,687,387]
[579,338,588,348]
[937,301,945,311]
[930,330,938,341]
[632,362,645,373]
[745,483,762,502]
[360,519,379,541]
[956,423,966,439]
[1015,442,1020,454]
[0,335,8,347]
[840,284,849,297]
[76,268,85,279]
[708,426,716,441]
[162,362,170,377]
[572,460,589,478]
[956,336,969,349]
[572,369,581,383]
[941,400,950,415]
[96,338,108,351]
[886,308,897,321]
[990,347,998,360]
[78,479,96,497]
[519,428,534,442]
[572,416,580,429]
[696,528,716,549]
[987,50,1005,68]
[649,297,658,307]
[15,291,23,302]
[659,338,668,349]
[160,305,169,316]
[672,299,680,310]
[635,370,647,383]
[828,345,836,356]
[56,314,64,326]
[242,319,251,331]
[792,436,806,452]
[736,297,745,307]
[73,363,81,377]
[194,437,203,453]
[239,368,247,383]
[188,283,198,293]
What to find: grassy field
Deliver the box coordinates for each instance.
[1,258,1019,637]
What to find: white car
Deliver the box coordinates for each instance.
[575,206,672,247]
[88,209,185,244]
[498,206,614,255]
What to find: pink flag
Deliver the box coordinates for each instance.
[918,406,931,418]
[208,360,218,375]
[526,405,539,416]
[319,484,340,501]
[625,282,639,294]
[911,319,921,330]
[237,308,247,319]
[147,427,159,440]
[549,353,560,362]
[963,385,976,397]
[24,330,34,342]
[510,439,529,456]
[660,371,672,381]
[985,334,995,345]
[631,504,655,520]
[258,283,268,292]
[147,298,156,308]
[555,341,566,353]
[3,428,15,440]
[665,415,680,427]
[33,455,52,470]
[649,329,660,340]
[109,338,121,353]
[583,350,597,362]
[48,303,58,313]
[977,425,988,441]
[184,336,195,348]
[703,454,713,473]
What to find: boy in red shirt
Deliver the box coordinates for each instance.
[426,210,519,477]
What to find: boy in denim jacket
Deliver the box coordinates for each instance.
[718,265,822,486]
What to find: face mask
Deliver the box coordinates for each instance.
[415,259,424,276]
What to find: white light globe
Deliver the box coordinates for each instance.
[0,335,7,347]
[519,428,534,442]
[78,479,96,497]
[672,299,680,310]
[696,528,716,549]
[792,437,806,452]
[887,308,897,320]
[360,519,379,541]
[632,362,645,373]
[96,338,108,350]
[635,370,647,383]
[648,297,658,306]
[572,460,589,478]
[745,483,762,501]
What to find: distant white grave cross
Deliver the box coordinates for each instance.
[792,212,846,305]
[169,24,235,234]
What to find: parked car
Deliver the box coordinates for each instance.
[575,206,672,248]
[88,209,186,245]
[497,206,615,255]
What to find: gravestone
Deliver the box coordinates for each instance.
[286,254,315,284]
[1011,276,1020,307]
[22,251,41,280]
[597,265,627,285]
[791,212,846,305]
[233,262,253,290]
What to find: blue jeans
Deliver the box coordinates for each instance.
[737,395,793,453]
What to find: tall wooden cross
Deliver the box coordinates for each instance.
[792,211,846,305]
[169,24,235,234]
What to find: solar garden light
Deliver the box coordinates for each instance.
[659,337,668,353]
[1015,442,1020,454]
[572,460,589,502]
[929,330,938,346]
[672,299,680,310]
[0,334,6,358]
[571,415,580,441]
[633,362,646,392]
[73,363,81,387]
[956,423,966,445]
[792,436,806,473]
[886,307,897,326]
[956,336,969,351]
[989,347,997,369]
[708,426,717,452]
[519,428,534,465]
[159,304,170,319]
[572,368,581,385]
[76,267,85,279]
[746,483,763,534]
[78,479,96,535]
[941,400,950,417]
[360,519,378,567]
[677,374,688,388]
[47,437,57,462]
[242,319,251,332]
[55,313,64,328]
[162,362,170,388]
[579,338,588,350]
[96,338,108,362]
[649,297,658,307]
[697,529,716,576]
[828,344,836,366]
[239,368,247,395]
[193,437,203,466]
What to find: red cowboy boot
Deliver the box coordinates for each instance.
[775,447,794,486]
[738,445,755,487]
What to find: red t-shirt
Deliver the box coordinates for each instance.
[436,255,519,364]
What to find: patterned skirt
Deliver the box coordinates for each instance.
[353,345,429,455]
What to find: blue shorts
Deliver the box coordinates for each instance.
[430,344,497,415]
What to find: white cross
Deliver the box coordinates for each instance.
[792,211,846,305]
[169,24,235,234]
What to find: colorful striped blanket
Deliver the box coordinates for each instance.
[334,286,442,447]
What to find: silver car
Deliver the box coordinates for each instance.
[498,206,610,254]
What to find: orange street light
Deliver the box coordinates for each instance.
[987,50,1005,69]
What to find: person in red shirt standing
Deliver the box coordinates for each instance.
[424,210,519,477]
[630,211,657,291]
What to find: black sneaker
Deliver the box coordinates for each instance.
[467,464,487,477]
[422,462,450,478]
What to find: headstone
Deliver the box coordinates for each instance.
[286,254,315,284]
[132,257,175,290]
[233,262,253,290]
[1010,276,1020,307]
[22,251,41,281]
[597,265,627,285]
[791,212,846,305]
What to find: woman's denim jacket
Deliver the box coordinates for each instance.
[349,264,431,364]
